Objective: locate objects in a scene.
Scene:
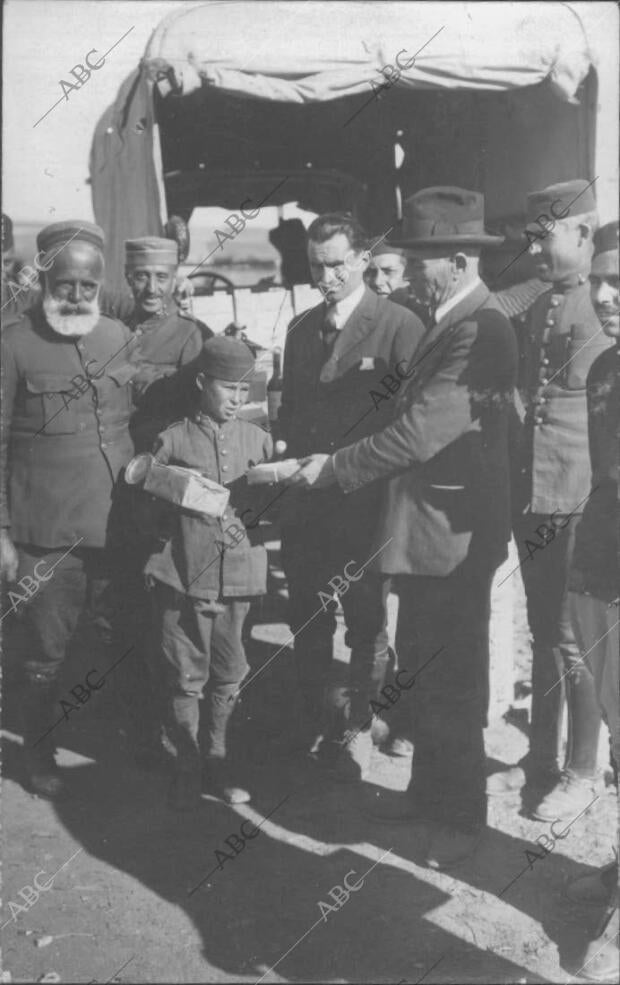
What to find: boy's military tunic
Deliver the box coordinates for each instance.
[145,415,273,600]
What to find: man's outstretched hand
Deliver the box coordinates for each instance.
[284,454,337,489]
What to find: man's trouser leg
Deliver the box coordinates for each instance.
[397,565,493,829]
[339,571,391,729]
[13,545,95,794]
[570,592,620,774]
[281,524,338,740]
[516,515,601,780]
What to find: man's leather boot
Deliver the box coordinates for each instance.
[22,675,65,799]
[532,660,601,821]
[202,682,250,804]
[167,693,202,811]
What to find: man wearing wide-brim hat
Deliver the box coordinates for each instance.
[287,187,519,868]
[488,179,612,822]
[0,220,136,798]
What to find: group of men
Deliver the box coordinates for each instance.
[1,177,618,980]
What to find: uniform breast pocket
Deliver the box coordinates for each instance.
[564,332,609,391]
[24,373,82,435]
[101,362,137,417]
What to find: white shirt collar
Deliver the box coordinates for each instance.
[434,276,482,324]
[327,282,366,330]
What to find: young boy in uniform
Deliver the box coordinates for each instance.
[145,337,273,810]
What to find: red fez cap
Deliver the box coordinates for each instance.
[37,220,104,256]
[526,179,596,224]
[591,220,619,276]
[125,237,178,268]
[197,336,255,382]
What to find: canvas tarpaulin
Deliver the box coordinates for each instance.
[90,1,593,290]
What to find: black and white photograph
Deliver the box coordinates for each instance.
[1,2,619,982]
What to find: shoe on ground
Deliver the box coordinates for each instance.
[531,771,599,822]
[203,758,251,805]
[425,825,483,870]
[24,749,66,800]
[572,901,619,982]
[169,769,202,812]
[384,736,413,758]
[332,728,373,781]
[361,789,425,823]
[486,762,559,797]
[565,861,618,905]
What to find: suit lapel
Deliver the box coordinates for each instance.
[320,287,378,382]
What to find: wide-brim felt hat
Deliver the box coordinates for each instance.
[393,187,504,248]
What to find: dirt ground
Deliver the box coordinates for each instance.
[1,533,617,985]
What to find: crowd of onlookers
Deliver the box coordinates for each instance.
[1,181,618,980]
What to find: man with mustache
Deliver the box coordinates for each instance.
[0,221,136,798]
[488,180,613,821]
[287,188,518,867]
[563,221,619,984]
[278,212,425,779]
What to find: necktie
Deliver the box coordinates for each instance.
[322,306,339,358]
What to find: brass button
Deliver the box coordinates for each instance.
[550,297,560,308]
[221,449,227,455]
[222,465,228,472]
[545,316,555,326]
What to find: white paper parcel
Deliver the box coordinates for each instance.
[125,454,230,517]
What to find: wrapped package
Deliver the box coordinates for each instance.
[125,453,230,518]
[247,459,300,485]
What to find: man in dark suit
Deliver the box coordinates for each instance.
[289,189,518,867]
[279,212,425,780]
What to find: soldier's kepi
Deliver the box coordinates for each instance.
[0,220,136,800]
[489,180,613,820]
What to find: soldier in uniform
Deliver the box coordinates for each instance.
[113,238,213,765]
[488,180,613,820]
[279,212,425,780]
[564,221,619,984]
[0,221,136,797]
[122,237,212,452]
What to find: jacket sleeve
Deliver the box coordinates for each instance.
[179,321,204,366]
[334,317,516,491]
[279,315,301,444]
[0,334,19,529]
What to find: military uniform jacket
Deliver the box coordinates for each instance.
[144,416,273,600]
[515,276,612,515]
[126,310,211,452]
[570,344,620,603]
[279,286,425,537]
[333,283,518,577]
[1,305,135,548]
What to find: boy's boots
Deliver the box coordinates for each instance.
[22,675,65,799]
[202,682,250,804]
[168,693,202,811]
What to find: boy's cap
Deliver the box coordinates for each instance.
[198,336,255,381]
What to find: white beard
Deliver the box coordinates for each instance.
[43,294,100,337]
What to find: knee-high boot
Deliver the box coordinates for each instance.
[203,682,250,804]
[22,675,64,799]
[167,693,201,811]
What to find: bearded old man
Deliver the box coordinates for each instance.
[0,220,136,798]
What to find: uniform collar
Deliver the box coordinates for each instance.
[549,270,589,293]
